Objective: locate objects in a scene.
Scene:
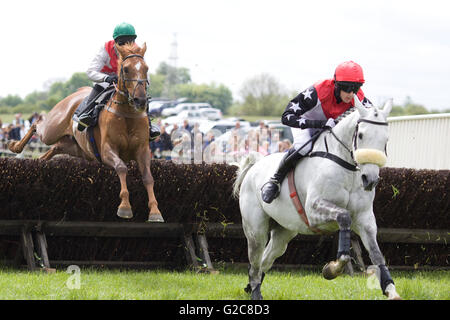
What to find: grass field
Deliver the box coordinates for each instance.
[0,266,448,300]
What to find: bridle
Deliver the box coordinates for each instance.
[311,117,388,171]
[351,118,388,157]
[113,54,150,108]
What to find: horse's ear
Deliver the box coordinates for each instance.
[354,94,368,117]
[382,98,393,117]
[140,42,147,56]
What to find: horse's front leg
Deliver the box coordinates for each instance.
[102,144,133,219]
[311,199,352,280]
[353,214,401,300]
[136,146,164,223]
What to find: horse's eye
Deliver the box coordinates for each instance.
[358,133,363,139]
[124,67,129,73]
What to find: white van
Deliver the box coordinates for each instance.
[161,102,212,117]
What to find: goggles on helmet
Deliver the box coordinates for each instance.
[336,81,362,93]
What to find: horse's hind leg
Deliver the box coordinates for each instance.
[39,136,85,161]
[8,123,37,154]
[241,202,270,300]
[261,224,297,273]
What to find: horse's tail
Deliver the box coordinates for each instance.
[232,152,262,199]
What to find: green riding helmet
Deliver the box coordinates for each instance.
[113,23,137,40]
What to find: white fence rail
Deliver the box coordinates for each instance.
[386,113,450,170]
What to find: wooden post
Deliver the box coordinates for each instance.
[183,233,200,269]
[196,234,217,273]
[20,227,36,271]
[351,238,365,272]
[35,231,50,269]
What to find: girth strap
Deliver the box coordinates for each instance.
[287,169,322,234]
[309,151,358,171]
[87,126,102,163]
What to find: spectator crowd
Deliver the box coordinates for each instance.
[1,113,293,163]
[150,118,293,164]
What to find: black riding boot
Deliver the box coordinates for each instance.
[77,86,103,131]
[261,148,304,203]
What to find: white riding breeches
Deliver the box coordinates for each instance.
[291,127,321,156]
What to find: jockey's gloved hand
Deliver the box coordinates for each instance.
[324,118,336,129]
[299,119,326,129]
[104,74,118,84]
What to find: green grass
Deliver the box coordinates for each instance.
[0,267,448,300]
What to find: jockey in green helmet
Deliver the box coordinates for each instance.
[76,22,160,141]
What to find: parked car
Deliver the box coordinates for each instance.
[161,102,213,117]
[148,97,187,117]
[267,122,293,142]
[163,110,213,127]
[198,119,251,135]
[199,108,223,121]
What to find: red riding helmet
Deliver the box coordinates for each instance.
[334,61,365,83]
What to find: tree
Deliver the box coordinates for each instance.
[0,94,23,107]
[151,62,233,111]
[236,73,289,116]
[149,73,166,98]
[156,62,191,85]
[390,96,430,117]
[176,82,233,113]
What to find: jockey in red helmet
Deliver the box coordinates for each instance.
[261,61,372,204]
[75,23,160,141]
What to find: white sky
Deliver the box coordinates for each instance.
[1,0,449,110]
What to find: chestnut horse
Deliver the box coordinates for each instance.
[9,43,164,223]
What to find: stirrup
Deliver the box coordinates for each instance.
[77,120,90,132]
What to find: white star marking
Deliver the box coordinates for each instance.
[297,119,306,127]
[289,102,301,113]
[285,114,293,121]
[302,88,313,100]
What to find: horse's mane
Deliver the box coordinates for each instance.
[334,107,356,125]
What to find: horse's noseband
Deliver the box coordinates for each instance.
[115,54,150,109]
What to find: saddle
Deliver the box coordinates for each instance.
[73,83,116,127]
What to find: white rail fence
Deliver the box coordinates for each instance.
[386,113,450,170]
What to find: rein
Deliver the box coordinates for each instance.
[310,118,388,172]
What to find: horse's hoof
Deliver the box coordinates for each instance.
[322,262,338,280]
[8,141,19,153]
[251,285,263,300]
[147,214,164,223]
[117,207,133,219]
[385,284,402,300]
[322,255,350,280]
